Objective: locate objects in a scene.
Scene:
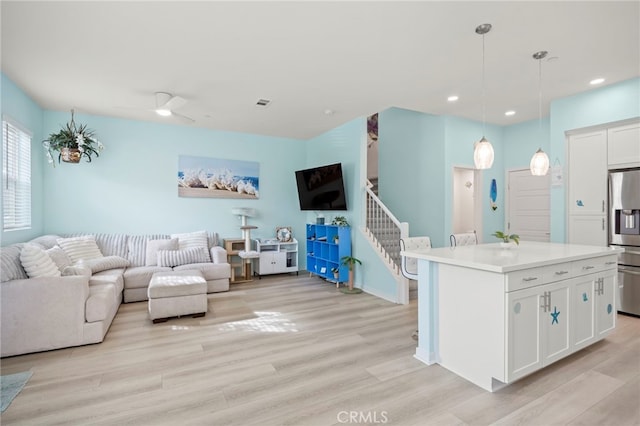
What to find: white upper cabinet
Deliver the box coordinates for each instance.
[608,123,640,168]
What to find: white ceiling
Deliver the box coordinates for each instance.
[2,1,639,140]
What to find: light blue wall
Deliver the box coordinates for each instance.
[378,108,446,246]
[549,77,640,242]
[503,117,550,171]
[41,111,307,243]
[0,74,45,245]
[378,108,504,247]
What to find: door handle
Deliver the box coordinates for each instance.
[554,271,569,276]
[583,265,595,270]
[523,277,538,282]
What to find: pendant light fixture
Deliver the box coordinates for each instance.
[530,50,550,176]
[473,23,494,170]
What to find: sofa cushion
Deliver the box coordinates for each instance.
[78,255,130,273]
[157,247,210,268]
[20,244,61,278]
[123,266,171,289]
[145,238,179,266]
[57,236,103,263]
[46,246,72,271]
[170,230,211,261]
[1,244,28,282]
[90,269,124,300]
[86,283,116,323]
[174,262,231,280]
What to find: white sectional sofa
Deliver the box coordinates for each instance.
[0,231,230,357]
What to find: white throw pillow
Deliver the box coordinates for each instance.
[57,235,104,263]
[170,230,210,261]
[46,245,72,272]
[145,238,179,266]
[157,247,210,267]
[20,244,62,278]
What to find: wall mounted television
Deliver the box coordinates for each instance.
[295,163,347,211]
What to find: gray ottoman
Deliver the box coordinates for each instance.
[148,270,207,323]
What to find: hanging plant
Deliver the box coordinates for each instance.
[43,110,104,166]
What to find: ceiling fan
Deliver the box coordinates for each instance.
[153,92,194,122]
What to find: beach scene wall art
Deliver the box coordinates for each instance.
[178,155,260,199]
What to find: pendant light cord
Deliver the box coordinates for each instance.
[482,33,486,137]
[538,57,542,135]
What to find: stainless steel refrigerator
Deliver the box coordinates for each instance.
[609,168,640,316]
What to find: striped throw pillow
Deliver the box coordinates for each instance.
[170,231,210,261]
[157,247,210,268]
[20,243,61,278]
[57,236,104,263]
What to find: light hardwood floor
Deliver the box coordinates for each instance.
[1,274,639,425]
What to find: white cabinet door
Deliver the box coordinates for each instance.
[568,130,607,216]
[258,252,287,274]
[573,277,596,350]
[506,286,543,382]
[608,123,640,168]
[595,273,617,337]
[568,215,607,246]
[507,280,572,382]
[541,281,572,365]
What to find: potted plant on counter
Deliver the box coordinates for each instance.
[492,231,520,248]
[340,255,362,294]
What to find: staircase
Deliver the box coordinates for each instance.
[364,180,410,304]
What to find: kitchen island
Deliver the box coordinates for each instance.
[401,241,621,391]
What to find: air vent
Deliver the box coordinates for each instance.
[255,99,271,108]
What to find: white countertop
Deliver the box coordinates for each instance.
[401,241,622,273]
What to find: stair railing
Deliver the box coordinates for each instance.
[365,180,409,274]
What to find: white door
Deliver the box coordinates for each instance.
[507,169,550,242]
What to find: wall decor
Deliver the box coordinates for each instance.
[490,178,498,211]
[178,155,259,199]
[276,226,292,242]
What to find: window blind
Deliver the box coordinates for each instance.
[2,118,31,231]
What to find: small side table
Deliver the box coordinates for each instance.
[223,238,253,283]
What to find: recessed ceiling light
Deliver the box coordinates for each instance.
[324,109,334,115]
[155,108,172,117]
[590,78,605,85]
[447,95,459,102]
[505,110,516,116]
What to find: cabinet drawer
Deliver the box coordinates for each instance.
[572,256,617,276]
[506,268,543,292]
[542,263,573,283]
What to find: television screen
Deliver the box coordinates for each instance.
[295,163,347,211]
